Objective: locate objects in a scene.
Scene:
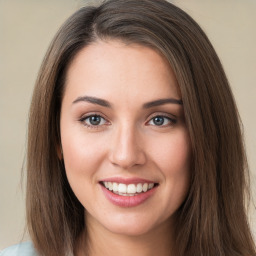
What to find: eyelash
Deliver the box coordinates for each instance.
[79,113,109,129]
[79,113,177,129]
[146,114,177,127]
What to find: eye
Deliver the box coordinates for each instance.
[80,114,108,127]
[147,115,176,126]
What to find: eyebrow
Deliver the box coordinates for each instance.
[143,98,183,108]
[72,95,183,108]
[72,96,112,108]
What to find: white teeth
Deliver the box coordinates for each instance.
[127,184,136,193]
[148,183,154,189]
[118,183,127,193]
[136,183,143,193]
[108,182,113,191]
[142,183,148,192]
[113,182,118,192]
[102,181,156,195]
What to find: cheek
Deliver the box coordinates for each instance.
[164,132,191,188]
[61,128,106,178]
[61,131,107,209]
[150,130,191,206]
[151,130,191,174]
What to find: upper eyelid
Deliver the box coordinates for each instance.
[79,112,108,121]
[146,112,177,120]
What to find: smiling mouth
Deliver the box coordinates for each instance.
[100,181,159,196]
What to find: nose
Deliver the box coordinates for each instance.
[108,124,146,169]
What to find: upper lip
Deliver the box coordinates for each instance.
[100,177,158,185]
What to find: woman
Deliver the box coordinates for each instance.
[1,0,255,255]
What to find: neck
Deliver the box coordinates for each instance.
[76,213,176,256]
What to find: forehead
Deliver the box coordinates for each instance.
[64,40,181,105]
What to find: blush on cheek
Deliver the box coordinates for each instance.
[63,135,99,164]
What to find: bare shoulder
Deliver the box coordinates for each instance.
[0,242,38,256]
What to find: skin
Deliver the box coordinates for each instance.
[60,40,191,256]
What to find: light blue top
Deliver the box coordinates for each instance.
[0,242,38,256]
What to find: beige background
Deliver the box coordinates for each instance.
[0,0,255,250]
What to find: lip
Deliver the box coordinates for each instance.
[99,178,158,207]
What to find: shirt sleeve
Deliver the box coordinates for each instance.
[0,242,38,256]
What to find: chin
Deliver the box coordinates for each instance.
[101,213,164,237]
[106,223,153,237]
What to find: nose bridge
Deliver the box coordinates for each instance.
[109,121,146,169]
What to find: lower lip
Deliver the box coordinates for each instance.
[100,184,157,207]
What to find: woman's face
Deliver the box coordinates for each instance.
[60,40,191,237]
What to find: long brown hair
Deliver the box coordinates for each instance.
[27,0,255,255]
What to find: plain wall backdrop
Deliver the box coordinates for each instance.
[0,0,256,250]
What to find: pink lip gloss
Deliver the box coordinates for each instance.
[99,177,158,207]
